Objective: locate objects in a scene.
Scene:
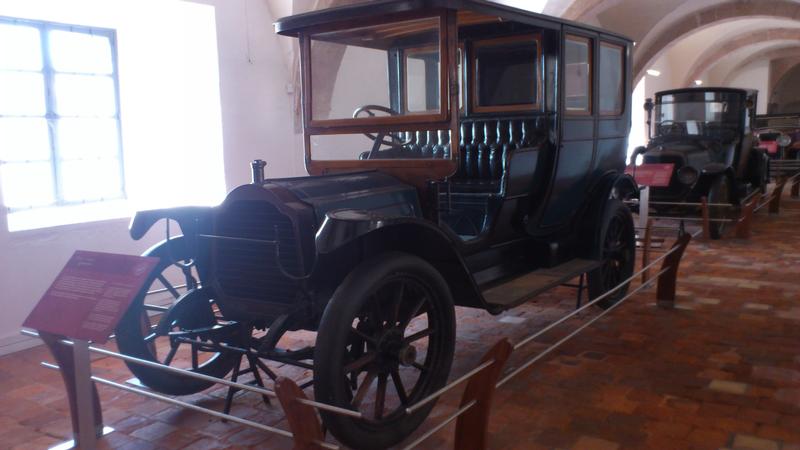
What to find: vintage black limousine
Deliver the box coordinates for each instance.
[115,1,637,447]
[632,87,769,239]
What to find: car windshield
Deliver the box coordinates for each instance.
[308,16,443,123]
[306,15,454,162]
[654,91,743,140]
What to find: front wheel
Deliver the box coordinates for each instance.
[708,176,733,240]
[314,252,456,450]
[587,199,636,308]
[115,238,243,395]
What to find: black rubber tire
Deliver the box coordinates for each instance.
[707,176,732,240]
[587,199,636,309]
[115,238,241,396]
[314,252,456,450]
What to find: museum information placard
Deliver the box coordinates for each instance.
[23,251,159,343]
[625,163,675,187]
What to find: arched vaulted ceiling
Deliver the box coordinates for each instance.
[684,27,800,85]
[544,0,800,109]
[723,46,800,84]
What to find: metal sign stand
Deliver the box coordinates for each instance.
[38,332,112,450]
[638,186,650,229]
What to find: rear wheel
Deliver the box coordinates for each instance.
[314,252,455,450]
[587,200,636,309]
[115,238,243,395]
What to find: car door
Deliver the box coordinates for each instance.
[593,39,630,181]
[539,29,597,228]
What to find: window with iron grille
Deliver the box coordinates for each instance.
[0,17,124,215]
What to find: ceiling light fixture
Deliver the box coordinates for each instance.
[647,69,661,77]
[694,80,703,86]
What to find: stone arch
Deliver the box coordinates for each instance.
[721,46,800,85]
[683,28,800,86]
[633,0,800,84]
[560,0,616,20]
[770,62,800,113]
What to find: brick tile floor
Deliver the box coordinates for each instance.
[1,191,799,449]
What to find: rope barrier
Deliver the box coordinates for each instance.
[26,223,695,450]
[496,267,670,389]
[38,361,339,450]
[401,401,477,450]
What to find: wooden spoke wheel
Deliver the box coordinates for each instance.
[115,237,243,396]
[314,252,455,450]
[588,199,636,308]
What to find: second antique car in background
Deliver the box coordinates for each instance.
[631,87,770,239]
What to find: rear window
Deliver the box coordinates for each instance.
[565,35,592,114]
[473,35,540,112]
[599,42,624,115]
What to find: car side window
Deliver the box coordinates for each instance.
[565,34,592,115]
[472,34,541,112]
[599,42,624,116]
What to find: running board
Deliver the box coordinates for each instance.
[483,258,602,309]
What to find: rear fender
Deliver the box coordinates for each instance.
[579,172,636,257]
[315,213,489,311]
[697,166,739,203]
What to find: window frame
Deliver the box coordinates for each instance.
[470,33,543,114]
[0,16,125,212]
[402,45,441,114]
[304,11,449,130]
[564,34,593,116]
[598,40,625,117]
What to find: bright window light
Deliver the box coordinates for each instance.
[0,0,226,232]
[0,17,124,231]
[646,69,661,77]
[0,23,41,70]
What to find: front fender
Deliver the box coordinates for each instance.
[315,212,491,311]
[129,206,212,241]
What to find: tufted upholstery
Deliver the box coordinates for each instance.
[453,117,546,185]
[359,117,546,175]
[439,116,547,237]
[359,130,451,160]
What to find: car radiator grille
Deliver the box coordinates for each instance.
[213,201,302,305]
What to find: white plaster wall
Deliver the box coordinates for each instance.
[0,0,300,351]
[726,61,771,114]
[194,0,303,184]
[642,53,674,100]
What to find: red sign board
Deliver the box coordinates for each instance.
[24,251,159,343]
[625,163,675,187]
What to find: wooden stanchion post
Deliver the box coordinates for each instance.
[453,339,513,450]
[641,219,653,284]
[700,197,711,240]
[769,178,787,214]
[735,196,758,239]
[274,378,327,450]
[656,233,692,309]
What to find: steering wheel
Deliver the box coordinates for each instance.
[352,105,413,158]
[658,120,682,135]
